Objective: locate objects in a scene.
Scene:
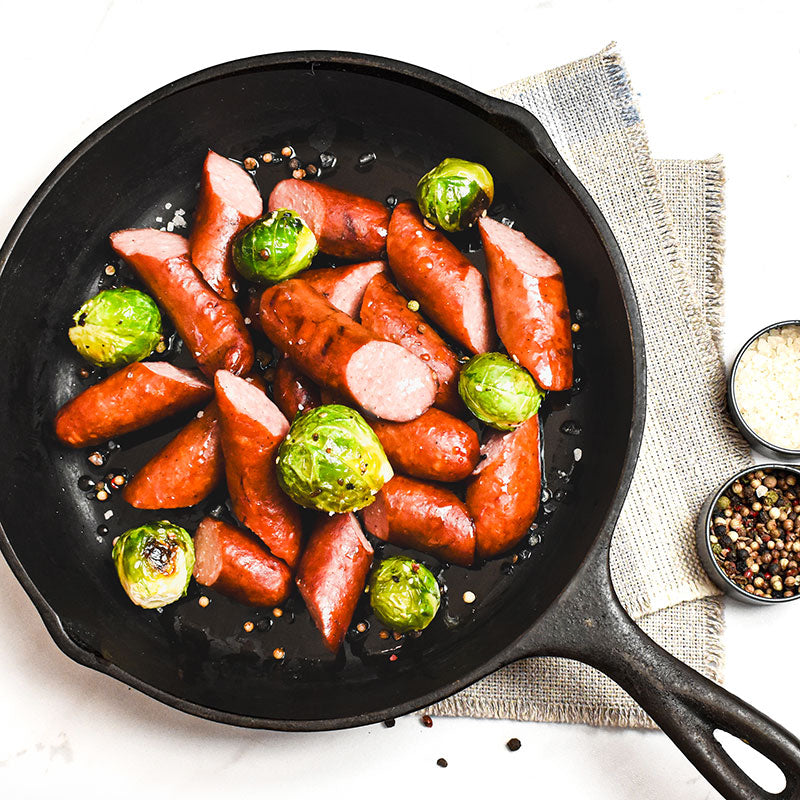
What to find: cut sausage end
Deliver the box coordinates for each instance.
[360,491,388,540]
[303,261,386,318]
[193,518,223,586]
[215,370,289,436]
[109,228,189,260]
[141,362,211,389]
[268,179,325,239]
[205,150,263,219]
[479,217,560,278]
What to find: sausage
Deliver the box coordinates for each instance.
[54,362,212,448]
[296,512,373,652]
[123,403,223,508]
[369,409,479,482]
[214,369,303,569]
[360,272,462,413]
[386,201,493,354]
[466,414,541,559]
[259,279,436,422]
[268,179,390,259]
[272,355,320,420]
[302,260,386,318]
[479,217,572,390]
[193,517,292,606]
[189,150,263,299]
[361,475,475,566]
[110,228,254,378]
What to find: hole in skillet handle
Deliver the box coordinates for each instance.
[714,730,786,795]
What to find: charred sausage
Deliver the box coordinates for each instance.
[479,217,572,390]
[361,475,475,566]
[295,512,373,652]
[259,279,436,422]
[302,260,386,318]
[466,414,541,559]
[110,228,254,378]
[193,517,292,606]
[54,362,211,448]
[272,355,321,420]
[268,179,390,260]
[386,201,493,354]
[189,150,263,299]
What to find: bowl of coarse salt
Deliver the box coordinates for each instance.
[728,320,800,459]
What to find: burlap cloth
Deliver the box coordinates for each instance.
[429,44,752,728]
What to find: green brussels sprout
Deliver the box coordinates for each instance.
[68,288,162,368]
[458,352,544,431]
[232,208,318,284]
[416,157,494,232]
[276,404,393,513]
[112,521,194,609]
[368,556,440,633]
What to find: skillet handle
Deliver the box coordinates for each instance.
[518,571,800,799]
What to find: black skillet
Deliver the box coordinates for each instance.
[0,52,798,800]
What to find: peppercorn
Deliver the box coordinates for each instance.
[506,738,522,752]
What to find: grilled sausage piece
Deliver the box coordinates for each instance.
[259,279,436,422]
[268,179,390,260]
[479,217,572,391]
[190,150,263,299]
[296,512,374,652]
[466,414,541,559]
[360,272,462,413]
[215,370,303,569]
[361,475,475,567]
[110,228,254,378]
[301,260,386,318]
[54,362,211,448]
[369,408,479,483]
[386,201,493,354]
[193,517,292,606]
[272,355,321,420]
[123,403,223,509]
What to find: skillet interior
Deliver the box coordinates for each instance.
[0,56,636,727]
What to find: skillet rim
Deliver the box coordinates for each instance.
[0,50,646,730]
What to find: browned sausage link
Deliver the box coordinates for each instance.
[301,261,386,318]
[368,408,479,483]
[214,370,303,569]
[466,414,541,559]
[109,228,254,378]
[272,355,321,420]
[361,475,475,567]
[259,279,436,422]
[54,362,212,448]
[360,272,462,413]
[123,402,223,509]
[479,216,572,391]
[296,512,374,652]
[268,179,390,260]
[387,201,493,354]
[189,150,263,299]
[194,517,292,606]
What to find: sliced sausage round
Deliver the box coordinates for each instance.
[302,260,386,318]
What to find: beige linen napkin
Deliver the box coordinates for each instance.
[429,45,751,728]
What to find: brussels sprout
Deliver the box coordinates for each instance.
[232,208,318,284]
[112,521,194,609]
[458,352,544,431]
[68,288,162,368]
[416,158,494,232]
[368,556,440,633]
[277,404,393,513]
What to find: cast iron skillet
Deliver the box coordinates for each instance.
[0,52,798,799]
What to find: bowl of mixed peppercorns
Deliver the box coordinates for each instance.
[696,465,800,604]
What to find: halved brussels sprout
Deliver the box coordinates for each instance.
[276,404,393,513]
[458,352,543,430]
[112,521,194,609]
[69,288,162,368]
[232,208,318,284]
[368,556,440,633]
[416,157,494,232]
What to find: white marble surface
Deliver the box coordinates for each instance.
[1,1,798,797]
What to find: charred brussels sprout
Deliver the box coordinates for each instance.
[232,208,318,284]
[112,521,194,609]
[416,158,494,232]
[68,288,162,368]
[368,556,440,633]
[276,404,393,513]
[459,352,543,431]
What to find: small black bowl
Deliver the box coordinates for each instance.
[728,319,800,460]
[696,463,800,604]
